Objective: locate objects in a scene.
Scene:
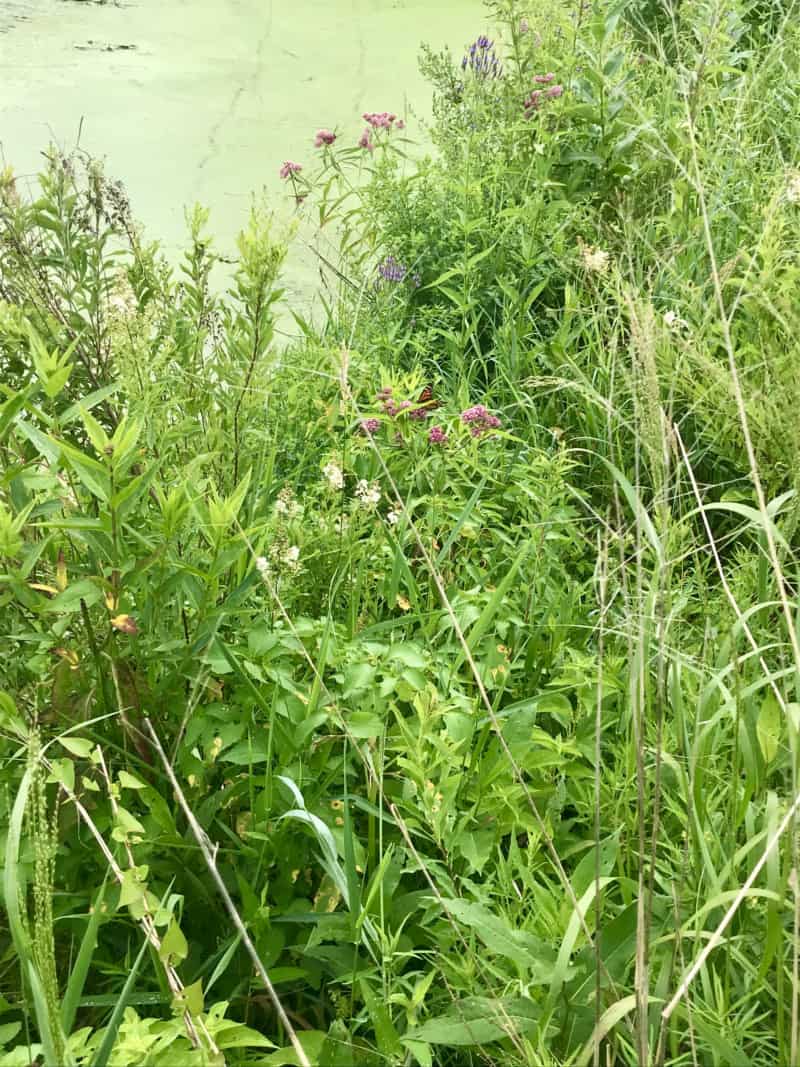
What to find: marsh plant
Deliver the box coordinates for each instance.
[2,0,800,1063]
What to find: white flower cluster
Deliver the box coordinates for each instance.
[274,487,302,520]
[323,462,344,490]
[581,245,611,274]
[355,479,381,509]
[786,173,800,205]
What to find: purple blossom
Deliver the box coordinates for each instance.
[279,161,302,179]
[409,405,430,421]
[463,35,503,79]
[428,425,448,445]
[360,418,381,435]
[314,128,336,147]
[460,404,502,438]
[377,255,407,283]
[358,129,375,152]
[546,84,564,98]
[534,72,556,84]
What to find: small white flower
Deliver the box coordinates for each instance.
[255,556,270,576]
[581,245,611,274]
[283,545,300,564]
[786,173,800,204]
[323,462,344,490]
[274,498,289,516]
[663,309,689,331]
[355,479,381,508]
[386,510,399,525]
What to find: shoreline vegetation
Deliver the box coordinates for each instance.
[2,0,800,1064]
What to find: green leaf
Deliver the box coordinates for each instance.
[90,935,149,1067]
[118,770,148,790]
[59,736,95,759]
[159,919,189,966]
[757,693,782,765]
[408,997,539,1046]
[441,900,552,976]
[62,880,107,1034]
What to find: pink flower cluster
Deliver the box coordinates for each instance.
[314,128,336,147]
[523,76,564,117]
[460,404,502,438]
[363,111,400,129]
[360,418,381,435]
[358,112,404,151]
[279,160,302,179]
[428,425,448,445]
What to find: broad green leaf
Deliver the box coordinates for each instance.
[408,997,539,1046]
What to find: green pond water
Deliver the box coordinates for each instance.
[1,0,485,323]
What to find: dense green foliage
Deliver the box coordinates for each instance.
[2,0,800,1063]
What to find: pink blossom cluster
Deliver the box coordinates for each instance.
[360,418,381,435]
[279,160,302,180]
[523,77,563,118]
[460,404,502,438]
[363,111,403,129]
[428,425,448,445]
[314,128,336,147]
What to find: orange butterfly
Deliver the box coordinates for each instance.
[417,384,440,410]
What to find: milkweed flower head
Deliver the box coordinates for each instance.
[358,129,375,153]
[363,111,397,129]
[279,160,302,179]
[460,404,501,438]
[428,425,448,445]
[314,128,336,147]
[524,76,564,117]
[360,418,381,435]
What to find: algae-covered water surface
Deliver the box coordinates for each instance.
[1,0,483,313]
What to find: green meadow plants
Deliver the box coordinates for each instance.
[3,0,800,1063]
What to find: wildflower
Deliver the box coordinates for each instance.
[534,72,555,83]
[358,129,375,153]
[377,254,407,283]
[355,479,381,508]
[663,309,689,331]
[363,111,396,129]
[314,128,336,147]
[395,118,405,130]
[279,160,302,179]
[323,462,344,490]
[360,418,381,435]
[110,614,138,635]
[580,245,611,274]
[546,84,563,98]
[460,405,501,438]
[428,425,448,445]
[386,510,400,525]
[786,173,800,204]
[274,487,302,520]
[274,497,289,516]
[463,35,503,79]
[409,404,430,421]
[255,556,270,576]
[282,545,300,567]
